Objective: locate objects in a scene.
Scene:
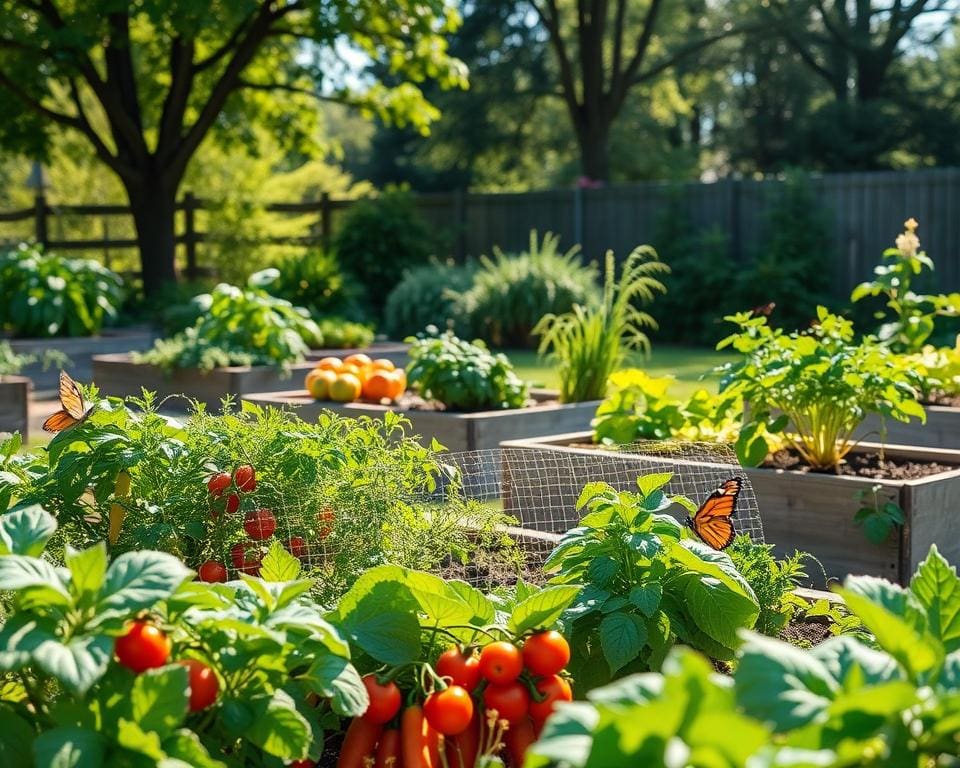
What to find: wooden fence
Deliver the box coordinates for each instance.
[1,167,959,298]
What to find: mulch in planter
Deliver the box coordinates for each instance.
[765,447,957,480]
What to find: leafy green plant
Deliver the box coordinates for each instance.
[909,340,960,398]
[0,505,365,766]
[405,328,529,410]
[716,306,926,469]
[0,342,69,380]
[249,248,365,321]
[315,317,375,350]
[383,259,476,340]
[455,230,601,349]
[852,218,960,352]
[528,545,960,767]
[332,188,439,314]
[0,242,124,338]
[853,484,906,544]
[728,534,809,637]
[534,247,668,403]
[591,369,742,444]
[135,283,322,371]
[544,474,759,691]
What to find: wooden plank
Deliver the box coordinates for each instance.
[0,377,30,440]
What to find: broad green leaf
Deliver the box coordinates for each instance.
[115,718,165,761]
[0,504,57,556]
[0,707,33,764]
[65,544,108,604]
[0,556,70,605]
[576,482,612,510]
[599,613,648,674]
[246,690,312,760]
[910,546,960,652]
[305,653,368,717]
[259,541,301,583]
[509,585,582,635]
[525,701,598,768]
[586,556,619,587]
[131,665,189,737]
[336,581,421,665]
[447,581,495,625]
[33,635,113,697]
[98,551,191,618]
[637,472,673,497]
[628,583,662,618]
[162,730,227,768]
[404,571,485,626]
[32,727,104,768]
[812,635,903,688]
[0,616,58,672]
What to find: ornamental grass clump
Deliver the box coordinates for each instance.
[716,307,926,470]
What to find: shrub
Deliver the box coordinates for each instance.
[315,317,375,350]
[455,230,600,348]
[0,242,123,337]
[0,341,69,379]
[717,306,926,469]
[332,189,437,314]
[534,246,668,402]
[383,259,476,340]
[544,474,759,691]
[728,534,809,637]
[135,283,321,371]
[530,545,960,766]
[405,328,529,410]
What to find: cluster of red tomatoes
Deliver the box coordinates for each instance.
[336,630,571,768]
[197,464,332,582]
[114,621,218,713]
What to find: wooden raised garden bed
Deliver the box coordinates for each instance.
[499,431,960,584]
[6,327,156,391]
[855,406,960,450]
[241,389,600,452]
[0,375,30,439]
[92,353,317,411]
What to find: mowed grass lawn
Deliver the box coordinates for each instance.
[506,345,733,399]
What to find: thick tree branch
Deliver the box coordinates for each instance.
[157,36,196,158]
[620,0,665,95]
[193,15,254,73]
[236,78,316,97]
[530,0,582,121]
[630,26,750,86]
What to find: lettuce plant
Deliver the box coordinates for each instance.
[544,474,759,691]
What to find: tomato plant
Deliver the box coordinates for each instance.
[424,685,474,735]
[522,630,570,677]
[479,641,523,684]
[115,621,172,673]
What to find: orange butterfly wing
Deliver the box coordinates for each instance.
[41,372,88,433]
[690,477,741,550]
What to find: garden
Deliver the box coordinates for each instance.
[4,1,960,766]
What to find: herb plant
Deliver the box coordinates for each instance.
[0,505,365,766]
[405,328,529,410]
[717,306,926,469]
[529,545,960,767]
[136,283,322,371]
[852,218,960,352]
[250,247,363,319]
[544,475,759,691]
[728,534,809,636]
[0,242,124,338]
[535,246,668,402]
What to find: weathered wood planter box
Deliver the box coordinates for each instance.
[6,328,156,391]
[242,390,600,452]
[855,406,960,450]
[305,341,410,368]
[499,431,960,584]
[0,376,30,440]
[92,353,317,411]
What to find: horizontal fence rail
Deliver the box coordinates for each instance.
[1,168,958,297]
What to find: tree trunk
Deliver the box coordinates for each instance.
[578,122,611,181]
[126,180,179,297]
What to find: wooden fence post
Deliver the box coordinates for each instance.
[33,192,48,249]
[320,192,331,251]
[183,191,198,280]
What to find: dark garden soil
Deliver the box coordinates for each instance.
[765,447,957,479]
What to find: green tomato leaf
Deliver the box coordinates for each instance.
[509,585,582,635]
[97,551,192,620]
[162,729,227,768]
[33,635,113,697]
[245,690,312,760]
[599,613,648,674]
[0,504,57,556]
[0,556,71,606]
[0,707,34,765]
[336,581,421,665]
[32,727,105,768]
[259,541,301,583]
[305,653,368,717]
[115,718,165,761]
[629,584,663,618]
[910,545,960,652]
[64,544,108,605]
[131,664,189,738]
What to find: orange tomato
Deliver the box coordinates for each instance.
[330,373,362,402]
[386,370,406,400]
[363,371,394,402]
[307,369,337,400]
[371,358,395,372]
[344,353,372,368]
[315,356,344,372]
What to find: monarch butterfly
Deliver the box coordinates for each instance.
[41,371,91,433]
[687,477,742,550]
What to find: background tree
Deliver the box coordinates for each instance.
[0,0,466,295]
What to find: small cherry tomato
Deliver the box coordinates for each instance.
[522,631,570,677]
[436,647,481,691]
[115,621,171,673]
[230,542,247,568]
[362,674,402,724]
[178,659,219,711]
[287,536,307,558]
[424,685,474,735]
[318,506,334,539]
[528,674,572,723]
[198,560,227,583]
[224,493,240,515]
[482,680,530,723]
[206,472,231,497]
[244,508,276,540]
[233,464,257,492]
[478,641,523,684]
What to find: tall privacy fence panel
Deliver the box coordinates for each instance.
[1,167,958,298]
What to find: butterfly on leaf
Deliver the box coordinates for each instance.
[687,477,742,550]
[41,371,92,433]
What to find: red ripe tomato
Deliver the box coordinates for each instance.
[207,471,231,497]
[233,464,257,493]
[244,508,276,540]
[436,647,481,691]
[287,536,307,559]
[361,674,402,724]
[115,621,171,673]
[318,507,334,539]
[230,542,247,568]
[522,631,570,677]
[288,760,316,768]
[198,560,227,583]
[528,674,572,723]
[224,493,240,515]
[478,642,523,685]
[424,685,474,735]
[482,681,530,723]
[178,659,219,711]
